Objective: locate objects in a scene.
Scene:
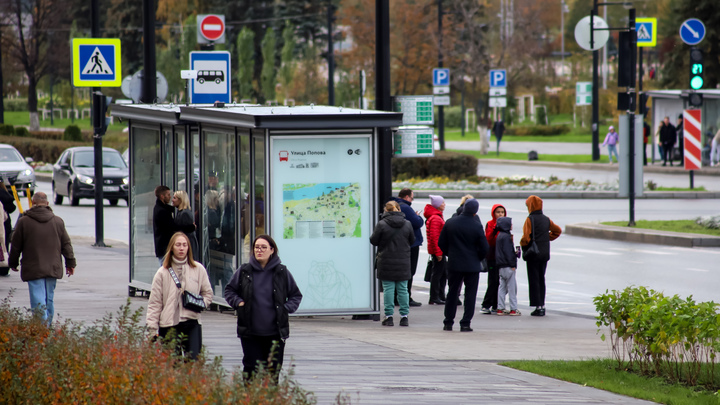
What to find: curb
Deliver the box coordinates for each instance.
[407,190,720,199]
[475,158,720,176]
[565,223,720,248]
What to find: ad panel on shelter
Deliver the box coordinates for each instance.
[271,136,373,313]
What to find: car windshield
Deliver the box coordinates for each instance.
[73,151,127,169]
[0,148,24,163]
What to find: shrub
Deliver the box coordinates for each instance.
[63,125,83,141]
[0,135,86,163]
[28,130,63,140]
[2,98,28,112]
[0,295,338,404]
[505,125,571,136]
[0,124,14,135]
[392,150,477,181]
[14,127,29,137]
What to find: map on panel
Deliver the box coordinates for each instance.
[283,183,361,239]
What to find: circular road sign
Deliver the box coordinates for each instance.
[199,15,225,42]
[679,18,705,46]
[574,15,609,51]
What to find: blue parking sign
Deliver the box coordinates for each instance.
[489,69,507,87]
[433,68,450,86]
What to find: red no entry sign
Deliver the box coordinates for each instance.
[199,15,225,42]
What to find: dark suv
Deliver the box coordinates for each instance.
[52,147,129,206]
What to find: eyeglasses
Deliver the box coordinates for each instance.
[254,245,270,252]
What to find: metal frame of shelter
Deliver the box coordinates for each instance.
[112,103,402,317]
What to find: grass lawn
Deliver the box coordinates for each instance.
[601,220,720,237]
[443,127,600,143]
[502,359,719,405]
[450,149,609,164]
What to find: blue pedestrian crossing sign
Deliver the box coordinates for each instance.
[433,68,450,86]
[489,69,507,87]
[635,18,657,47]
[72,38,122,87]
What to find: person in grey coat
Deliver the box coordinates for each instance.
[370,200,415,327]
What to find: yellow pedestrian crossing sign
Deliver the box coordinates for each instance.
[636,18,657,47]
[72,38,122,87]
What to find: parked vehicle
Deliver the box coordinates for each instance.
[52,147,129,206]
[0,144,36,196]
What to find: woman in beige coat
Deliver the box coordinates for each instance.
[146,232,213,359]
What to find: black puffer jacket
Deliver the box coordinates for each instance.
[369,211,415,281]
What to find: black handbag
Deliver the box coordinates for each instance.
[167,267,206,313]
[479,258,488,273]
[522,216,541,261]
[424,256,433,282]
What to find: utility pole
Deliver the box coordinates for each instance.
[141,0,156,103]
[327,1,335,106]
[627,8,637,227]
[591,0,600,161]
[437,0,445,151]
[91,0,106,247]
[375,0,391,205]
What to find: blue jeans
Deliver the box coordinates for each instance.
[607,144,619,162]
[382,280,409,317]
[28,278,57,324]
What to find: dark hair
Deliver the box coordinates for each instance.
[398,188,413,199]
[155,185,170,199]
[253,234,278,259]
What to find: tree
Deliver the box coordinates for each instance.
[2,0,69,130]
[278,22,296,101]
[260,27,277,102]
[236,27,255,101]
[105,0,143,76]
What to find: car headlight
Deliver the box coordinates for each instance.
[23,169,33,176]
[77,174,94,185]
[123,177,129,185]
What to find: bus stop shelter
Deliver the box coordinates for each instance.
[112,103,402,316]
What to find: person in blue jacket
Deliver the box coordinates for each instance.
[389,188,424,307]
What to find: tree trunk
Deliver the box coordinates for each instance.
[27,75,40,131]
[477,125,488,155]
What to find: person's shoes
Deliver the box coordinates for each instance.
[540,308,546,316]
[409,299,422,307]
[662,162,666,166]
[496,309,505,316]
[399,317,409,327]
[480,307,491,314]
[429,299,446,305]
[460,326,473,332]
[381,316,394,326]
[509,310,521,316]
[457,300,463,306]
[443,325,452,331]
[530,308,545,317]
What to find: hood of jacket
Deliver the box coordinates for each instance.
[496,216,512,232]
[381,210,407,228]
[526,195,543,213]
[423,204,444,220]
[23,205,55,223]
[487,204,506,226]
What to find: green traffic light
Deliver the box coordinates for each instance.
[691,76,704,90]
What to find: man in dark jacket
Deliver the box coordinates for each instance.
[659,116,677,166]
[438,199,489,332]
[152,185,176,265]
[492,119,505,156]
[9,192,76,325]
[390,188,424,307]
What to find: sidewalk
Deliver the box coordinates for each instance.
[0,236,656,404]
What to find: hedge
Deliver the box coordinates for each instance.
[504,124,571,136]
[0,135,86,163]
[392,150,477,180]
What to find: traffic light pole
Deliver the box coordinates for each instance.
[91,0,106,247]
[437,0,445,151]
[627,9,636,227]
[591,2,600,161]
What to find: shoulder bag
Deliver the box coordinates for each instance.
[522,216,541,261]
[167,267,206,313]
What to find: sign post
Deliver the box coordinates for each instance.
[683,109,702,189]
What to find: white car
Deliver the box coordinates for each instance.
[0,144,36,196]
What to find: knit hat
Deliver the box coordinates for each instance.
[463,198,479,215]
[429,195,444,209]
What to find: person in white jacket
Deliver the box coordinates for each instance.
[146,232,213,360]
[711,128,720,167]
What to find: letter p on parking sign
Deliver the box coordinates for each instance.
[489,69,507,87]
[433,68,450,86]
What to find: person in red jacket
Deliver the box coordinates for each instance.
[480,203,506,314]
[424,195,447,305]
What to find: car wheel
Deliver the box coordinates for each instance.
[53,182,63,205]
[109,199,118,206]
[69,184,80,206]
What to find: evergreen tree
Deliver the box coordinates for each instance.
[260,28,278,102]
[236,27,255,101]
[278,22,297,101]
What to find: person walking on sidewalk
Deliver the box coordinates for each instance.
[711,128,720,167]
[172,190,199,262]
[0,180,16,277]
[424,195,447,305]
[146,232,213,360]
[520,195,562,317]
[480,204,506,314]
[370,201,415,327]
[602,125,619,164]
[9,192,76,325]
[659,116,677,166]
[153,185,176,266]
[438,199,489,332]
[224,235,303,381]
[495,217,520,316]
[390,188,424,307]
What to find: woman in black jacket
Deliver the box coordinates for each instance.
[0,182,16,276]
[370,201,415,327]
[224,234,303,381]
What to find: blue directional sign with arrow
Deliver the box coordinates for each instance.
[679,18,705,46]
